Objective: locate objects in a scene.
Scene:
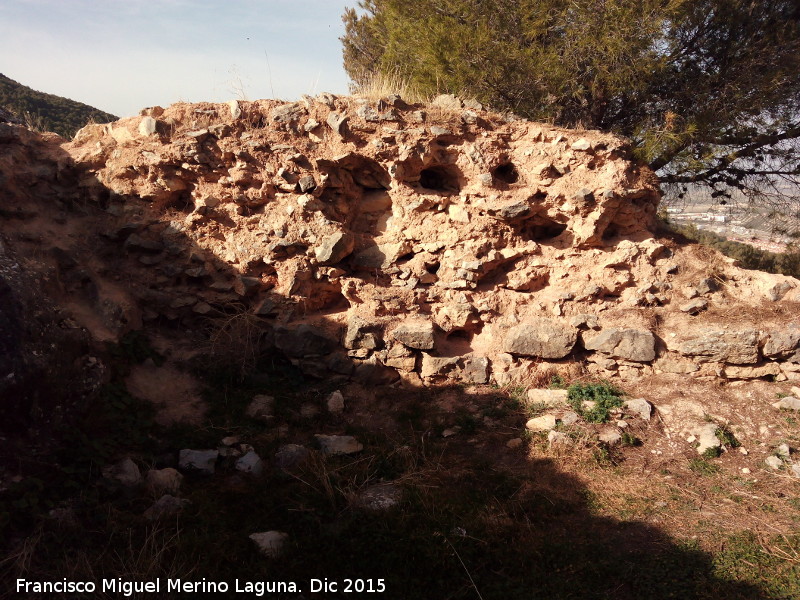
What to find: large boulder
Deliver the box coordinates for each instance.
[584,328,656,362]
[503,319,577,359]
[315,232,355,265]
[673,329,759,364]
[391,320,436,351]
[762,326,800,359]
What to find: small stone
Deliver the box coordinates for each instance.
[526,389,569,406]
[792,464,800,478]
[442,427,460,438]
[298,175,316,193]
[145,468,183,496]
[680,298,708,315]
[765,455,783,470]
[274,444,309,470]
[624,398,652,421]
[776,443,791,458]
[525,415,558,432]
[235,451,265,476]
[315,232,355,265]
[354,483,402,510]
[138,116,157,136]
[741,468,751,474]
[144,495,190,520]
[548,430,570,447]
[102,458,142,487]
[571,138,592,151]
[696,277,720,295]
[506,438,523,449]
[228,100,241,119]
[249,531,288,558]
[431,126,453,136]
[773,396,800,411]
[246,395,275,422]
[504,320,578,359]
[178,449,219,475]
[326,390,345,413]
[693,423,721,456]
[599,429,622,445]
[271,102,305,124]
[315,435,363,455]
[326,112,348,137]
[560,411,580,427]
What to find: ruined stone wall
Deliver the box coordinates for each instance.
[1,93,799,396]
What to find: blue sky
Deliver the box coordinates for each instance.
[1,0,355,117]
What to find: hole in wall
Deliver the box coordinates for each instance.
[492,162,519,185]
[419,165,461,193]
[519,215,568,241]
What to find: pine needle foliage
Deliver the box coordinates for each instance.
[342,1,800,207]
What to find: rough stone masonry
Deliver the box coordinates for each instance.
[1,92,799,395]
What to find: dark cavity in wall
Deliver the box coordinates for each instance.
[492,162,519,185]
[419,165,461,193]
[519,214,568,241]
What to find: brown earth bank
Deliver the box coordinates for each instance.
[1,93,800,598]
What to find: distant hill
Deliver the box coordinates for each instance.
[0,73,117,138]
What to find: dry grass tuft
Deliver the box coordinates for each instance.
[351,70,429,104]
[203,307,269,378]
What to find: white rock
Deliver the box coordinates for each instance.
[571,138,592,151]
[692,423,721,456]
[599,429,622,445]
[235,450,264,476]
[741,468,751,474]
[765,455,783,470]
[178,449,219,475]
[525,414,558,432]
[776,443,791,458]
[138,116,157,136]
[249,531,288,558]
[526,388,569,406]
[624,398,652,421]
[228,99,242,119]
[773,396,800,411]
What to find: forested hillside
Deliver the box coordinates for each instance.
[0,73,117,138]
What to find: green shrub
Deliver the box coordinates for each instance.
[568,382,624,423]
